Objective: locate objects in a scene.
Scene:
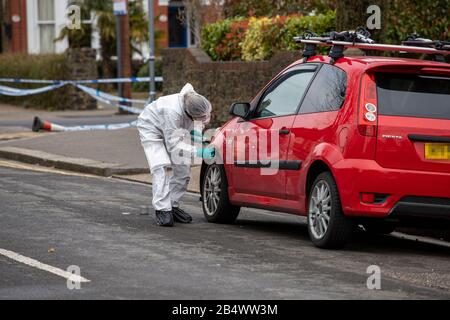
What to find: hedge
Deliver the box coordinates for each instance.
[201,17,248,61]
[0,54,71,110]
[386,0,449,44]
[201,11,336,61]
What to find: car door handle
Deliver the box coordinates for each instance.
[279,129,290,135]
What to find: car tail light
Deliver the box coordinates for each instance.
[358,73,378,137]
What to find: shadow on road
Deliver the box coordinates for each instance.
[232,216,450,257]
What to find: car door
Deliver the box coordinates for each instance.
[231,65,318,198]
[286,63,348,204]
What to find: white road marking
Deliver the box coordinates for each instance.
[0,249,91,283]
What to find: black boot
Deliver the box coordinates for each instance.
[155,211,174,227]
[172,207,193,224]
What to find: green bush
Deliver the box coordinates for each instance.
[201,18,246,61]
[241,16,287,61]
[282,11,336,51]
[0,54,71,110]
[386,0,449,43]
[202,11,336,61]
[223,0,337,17]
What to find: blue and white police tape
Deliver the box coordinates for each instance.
[76,76,163,84]
[0,82,145,114]
[0,83,66,96]
[74,85,144,114]
[0,76,163,85]
[75,84,147,105]
[32,116,137,132]
[0,82,147,114]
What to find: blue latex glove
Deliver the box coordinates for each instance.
[196,147,215,159]
[190,130,203,144]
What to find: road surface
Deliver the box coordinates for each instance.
[0,164,449,300]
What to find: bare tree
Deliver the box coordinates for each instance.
[180,0,224,47]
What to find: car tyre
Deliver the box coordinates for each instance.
[202,164,240,224]
[307,172,354,249]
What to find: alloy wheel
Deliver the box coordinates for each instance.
[204,166,221,216]
[309,181,332,240]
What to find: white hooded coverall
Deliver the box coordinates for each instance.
[137,84,206,212]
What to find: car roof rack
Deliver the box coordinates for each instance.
[294,28,450,64]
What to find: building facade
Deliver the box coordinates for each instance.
[0,0,219,56]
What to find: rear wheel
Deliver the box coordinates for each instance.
[307,172,354,249]
[202,164,240,224]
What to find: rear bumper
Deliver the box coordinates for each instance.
[333,159,450,219]
[390,196,450,219]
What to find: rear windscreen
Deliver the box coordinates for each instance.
[376,73,450,120]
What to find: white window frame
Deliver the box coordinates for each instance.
[27,0,69,54]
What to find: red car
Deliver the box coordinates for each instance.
[200,53,450,249]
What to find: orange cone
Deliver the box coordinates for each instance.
[32,117,65,132]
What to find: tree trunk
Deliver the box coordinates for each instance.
[0,0,3,53]
[100,37,114,91]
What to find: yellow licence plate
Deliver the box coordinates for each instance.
[425,143,450,160]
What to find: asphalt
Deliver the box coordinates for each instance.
[0,165,449,300]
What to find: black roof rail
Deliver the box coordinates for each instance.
[294,29,449,64]
[402,33,450,62]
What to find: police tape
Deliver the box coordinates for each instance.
[0,83,66,96]
[73,85,144,114]
[75,84,147,105]
[32,116,137,132]
[0,81,146,114]
[0,76,152,132]
[0,76,163,84]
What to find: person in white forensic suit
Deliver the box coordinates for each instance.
[137,84,215,227]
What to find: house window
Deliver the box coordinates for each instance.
[37,0,55,53]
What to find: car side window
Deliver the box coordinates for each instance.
[299,64,347,114]
[253,71,316,119]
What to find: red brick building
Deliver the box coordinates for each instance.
[0,0,223,55]
[1,0,28,53]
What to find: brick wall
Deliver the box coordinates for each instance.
[10,0,27,53]
[162,48,300,127]
[65,48,98,110]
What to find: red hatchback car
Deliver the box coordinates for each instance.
[200,54,450,249]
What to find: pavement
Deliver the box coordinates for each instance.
[0,164,449,300]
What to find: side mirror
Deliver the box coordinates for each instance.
[230,102,251,120]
